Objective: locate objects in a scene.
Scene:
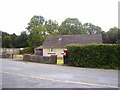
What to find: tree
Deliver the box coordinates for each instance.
[27,15,45,32]
[2,31,28,48]
[2,35,12,48]
[10,33,19,48]
[2,31,12,48]
[26,15,48,48]
[17,31,28,48]
[83,23,102,34]
[28,25,47,48]
[59,18,85,35]
[104,27,119,44]
[45,19,59,35]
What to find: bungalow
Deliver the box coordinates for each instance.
[35,34,102,59]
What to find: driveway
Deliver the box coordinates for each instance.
[0,58,119,88]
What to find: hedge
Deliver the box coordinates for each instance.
[65,44,119,69]
[20,47,34,54]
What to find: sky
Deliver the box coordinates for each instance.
[0,0,119,35]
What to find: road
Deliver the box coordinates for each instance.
[0,58,119,88]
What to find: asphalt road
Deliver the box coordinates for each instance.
[0,58,119,88]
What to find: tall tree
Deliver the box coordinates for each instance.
[2,31,28,48]
[59,18,85,35]
[27,15,45,32]
[83,23,102,34]
[2,35,12,48]
[28,25,47,48]
[105,27,119,44]
[45,19,59,35]
[2,31,12,48]
[17,31,28,48]
[26,15,48,48]
[10,33,19,48]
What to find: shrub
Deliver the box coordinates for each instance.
[65,44,119,69]
[20,47,34,54]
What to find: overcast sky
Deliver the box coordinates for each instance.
[0,0,119,35]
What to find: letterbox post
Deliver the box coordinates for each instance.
[63,49,68,64]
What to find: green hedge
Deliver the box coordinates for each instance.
[65,44,119,69]
[20,47,34,54]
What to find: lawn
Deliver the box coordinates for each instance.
[13,54,23,59]
[57,59,64,65]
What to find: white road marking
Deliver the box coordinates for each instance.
[0,71,118,88]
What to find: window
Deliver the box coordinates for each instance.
[48,48,55,54]
[49,48,54,52]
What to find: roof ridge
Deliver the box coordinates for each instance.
[48,34,102,37]
[42,34,102,48]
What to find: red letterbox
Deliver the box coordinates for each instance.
[64,49,68,56]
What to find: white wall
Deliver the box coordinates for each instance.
[43,48,65,58]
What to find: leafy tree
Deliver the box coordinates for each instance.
[26,15,47,48]
[2,31,29,48]
[10,31,28,48]
[10,33,19,48]
[2,31,12,48]
[83,23,102,34]
[45,19,59,35]
[59,18,85,35]
[28,25,47,48]
[104,27,119,44]
[27,15,45,32]
[2,35,12,48]
[2,31,9,38]
[17,31,28,48]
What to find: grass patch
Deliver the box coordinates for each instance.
[13,54,23,58]
[57,59,64,65]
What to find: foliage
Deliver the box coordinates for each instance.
[45,19,59,35]
[1,15,119,49]
[103,27,119,44]
[11,31,28,48]
[27,15,46,48]
[18,31,28,47]
[28,25,46,48]
[83,23,103,34]
[20,47,34,54]
[10,33,18,48]
[65,44,119,69]
[2,35,12,48]
[27,15,60,48]
[2,31,28,48]
[59,18,85,35]
[116,40,120,44]
[27,15,45,32]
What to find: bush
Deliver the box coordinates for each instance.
[65,44,119,69]
[20,47,34,54]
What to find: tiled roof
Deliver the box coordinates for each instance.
[42,34,102,48]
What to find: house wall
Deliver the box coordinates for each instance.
[43,48,65,58]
